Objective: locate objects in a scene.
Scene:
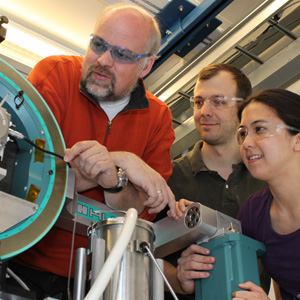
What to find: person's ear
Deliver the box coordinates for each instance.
[293,133,300,152]
[138,56,155,78]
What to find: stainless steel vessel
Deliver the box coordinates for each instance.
[89,217,155,300]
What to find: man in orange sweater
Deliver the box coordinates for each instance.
[8,4,176,299]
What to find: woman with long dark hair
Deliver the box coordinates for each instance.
[233,88,300,299]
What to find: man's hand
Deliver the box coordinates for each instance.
[177,244,215,294]
[232,282,270,300]
[64,141,118,191]
[110,151,177,217]
[64,141,178,217]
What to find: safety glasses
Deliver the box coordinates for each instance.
[89,34,150,64]
[237,121,300,145]
[190,95,244,110]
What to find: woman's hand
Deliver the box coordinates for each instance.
[232,282,270,300]
[167,199,194,220]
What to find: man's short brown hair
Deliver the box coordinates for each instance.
[198,63,252,99]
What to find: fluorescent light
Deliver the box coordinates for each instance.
[1,22,79,69]
[5,25,73,57]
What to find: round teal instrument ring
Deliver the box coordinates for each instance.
[0,58,68,260]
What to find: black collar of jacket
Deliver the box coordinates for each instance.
[80,78,149,111]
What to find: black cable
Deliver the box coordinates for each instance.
[22,136,63,160]
[23,137,72,168]
[8,128,71,168]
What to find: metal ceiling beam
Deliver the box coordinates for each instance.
[249,37,300,92]
[151,0,232,72]
[154,0,292,102]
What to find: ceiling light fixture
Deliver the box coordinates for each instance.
[0,21,79,69]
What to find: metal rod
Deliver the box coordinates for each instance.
[172,118,182,125]
[140,242,179,300]
[268,18,297,40]
[235,45,264,64]
[153,259,165,300]
[178,91,191,99]
[73,248,87,300]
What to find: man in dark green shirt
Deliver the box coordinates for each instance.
[158,63,268,299]
[167,140,266,218]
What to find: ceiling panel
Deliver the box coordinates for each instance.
[0,0,108,55]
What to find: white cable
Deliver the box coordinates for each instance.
[7,267,30,291]
[8,128,24,139]
[0,93,9,107]
[84,208,138,300]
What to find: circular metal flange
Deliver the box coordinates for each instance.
[185,205,201,228]
[0,58,68,260]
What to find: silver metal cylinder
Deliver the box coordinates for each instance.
[89,218,155,300]
[152,259,164,300]
[90,236,106,289]
[73,247,87,300]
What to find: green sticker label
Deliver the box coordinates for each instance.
[76,201,119,222]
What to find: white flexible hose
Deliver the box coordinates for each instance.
[7,267,30,291]
[84,208,138,300]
